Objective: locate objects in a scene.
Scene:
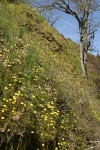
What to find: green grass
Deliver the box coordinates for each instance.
[0,1,100,150]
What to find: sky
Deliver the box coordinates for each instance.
[53,11,100,55]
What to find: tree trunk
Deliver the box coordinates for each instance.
[80,40,87,77]
[84,49,87,76]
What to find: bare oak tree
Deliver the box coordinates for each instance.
[34,0,100,77]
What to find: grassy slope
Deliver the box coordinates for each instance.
[0,2,100,150]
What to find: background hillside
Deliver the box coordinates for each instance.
[0,1,100,150]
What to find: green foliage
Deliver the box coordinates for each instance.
[0,0,28,3]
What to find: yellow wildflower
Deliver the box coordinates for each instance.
[4,87,8,90]
[1,117,5,120]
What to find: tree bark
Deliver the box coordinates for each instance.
[84,48,88,76]
[80,39,87,77]
[79,18,88,77]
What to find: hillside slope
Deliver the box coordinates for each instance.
[0,2,100,150]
